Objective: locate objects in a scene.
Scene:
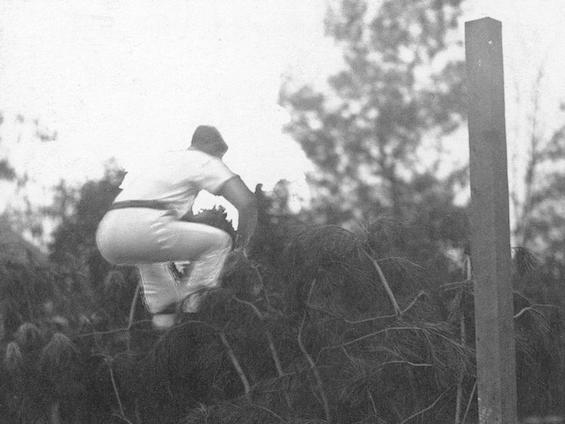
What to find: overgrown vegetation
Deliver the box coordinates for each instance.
[0,181,562,423]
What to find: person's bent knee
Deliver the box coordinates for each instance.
[209,229,232,252]
[219,231,233,251]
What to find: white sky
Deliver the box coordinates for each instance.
[1,0,565,217]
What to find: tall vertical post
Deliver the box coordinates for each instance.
[465,18,518,424]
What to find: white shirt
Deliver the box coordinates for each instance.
[114,149,237,218]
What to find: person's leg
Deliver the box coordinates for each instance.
[136,263,180,330]
[180,232,232,312]
[97,209,182,329]
[137,263,179,313]
[97,210,232,320]
[157,221,232,312]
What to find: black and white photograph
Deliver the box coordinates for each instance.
[0,1,564,423]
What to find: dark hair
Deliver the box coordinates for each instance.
[191,125,228,154]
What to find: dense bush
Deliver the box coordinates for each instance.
[0,188,562,423]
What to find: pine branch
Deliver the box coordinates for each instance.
[367,389,378,418]
[249,403,288,423]
[75,320,153,338]
[400,291,428,315]
[462,380,477,424]
[127,282,140,331]
[50,402,62,424]
[323,326,424,351]
[297,278,332,423]
[363,250,401,315]
[377,360,433,369]
[233,296,263,318]
[105,357,130,422]
[219,331,251,399]
[306,302,397,324]
[440,280,473,291]
[233,296,292,409]
[455,259,471,424]
[454,312,466,424]
[514,304,557,319]
[298,312,331,424]
[250,263,273,308]
[378,257,425,269]
[398,386,453,424]
[306,289,429,325]
[111,413,135,424]
[125,282,141,351]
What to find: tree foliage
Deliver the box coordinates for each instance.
[0,111,60,248]
[280,0,466,224]
[0,174,562,422]
[512,102,565,262]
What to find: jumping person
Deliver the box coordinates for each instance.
[96,125,258,330]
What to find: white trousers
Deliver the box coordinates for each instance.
[96,208,232,313]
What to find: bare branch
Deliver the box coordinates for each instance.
[111,413,135,424]
[378,257,425,269]
[400,291,428,315]
[75,320,153,338]
[378,360,433,368]
[462,380,477,424]
[233,296,264,319]
[323,326,424,351]
[105,358,129,421]
[219,331,251,398]
[306,302,397,324]
[368,389,378,418]
[127,283,141,331]
[513,305,553,320]
[455,307,467,424]
[298,285,332,423]
[399,386,453,424]
[306,289,427,325]
[250,263,273,308]
[249,403,289,423]
[363,250,401,315]
[440,279,473,290]
[232,296,292,409]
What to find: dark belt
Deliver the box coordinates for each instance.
[109,200,170,210]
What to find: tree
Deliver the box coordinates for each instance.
[48,166,124,276]
[0,111,57,185]
[0,111,17,182]
[280,0,466,226]
[0,168,560,422]
[509,69,565,263]
[0,111,58,247]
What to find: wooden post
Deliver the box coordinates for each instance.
[465,17,518,424]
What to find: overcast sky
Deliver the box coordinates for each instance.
[1,0,565,213]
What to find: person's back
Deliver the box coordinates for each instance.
[114,149,236,219]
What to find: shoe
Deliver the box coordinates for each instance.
[180,289,207,313]
[152,313,176,331]
[151,304,178,331]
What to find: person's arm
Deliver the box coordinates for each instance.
[219,176,258,252]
